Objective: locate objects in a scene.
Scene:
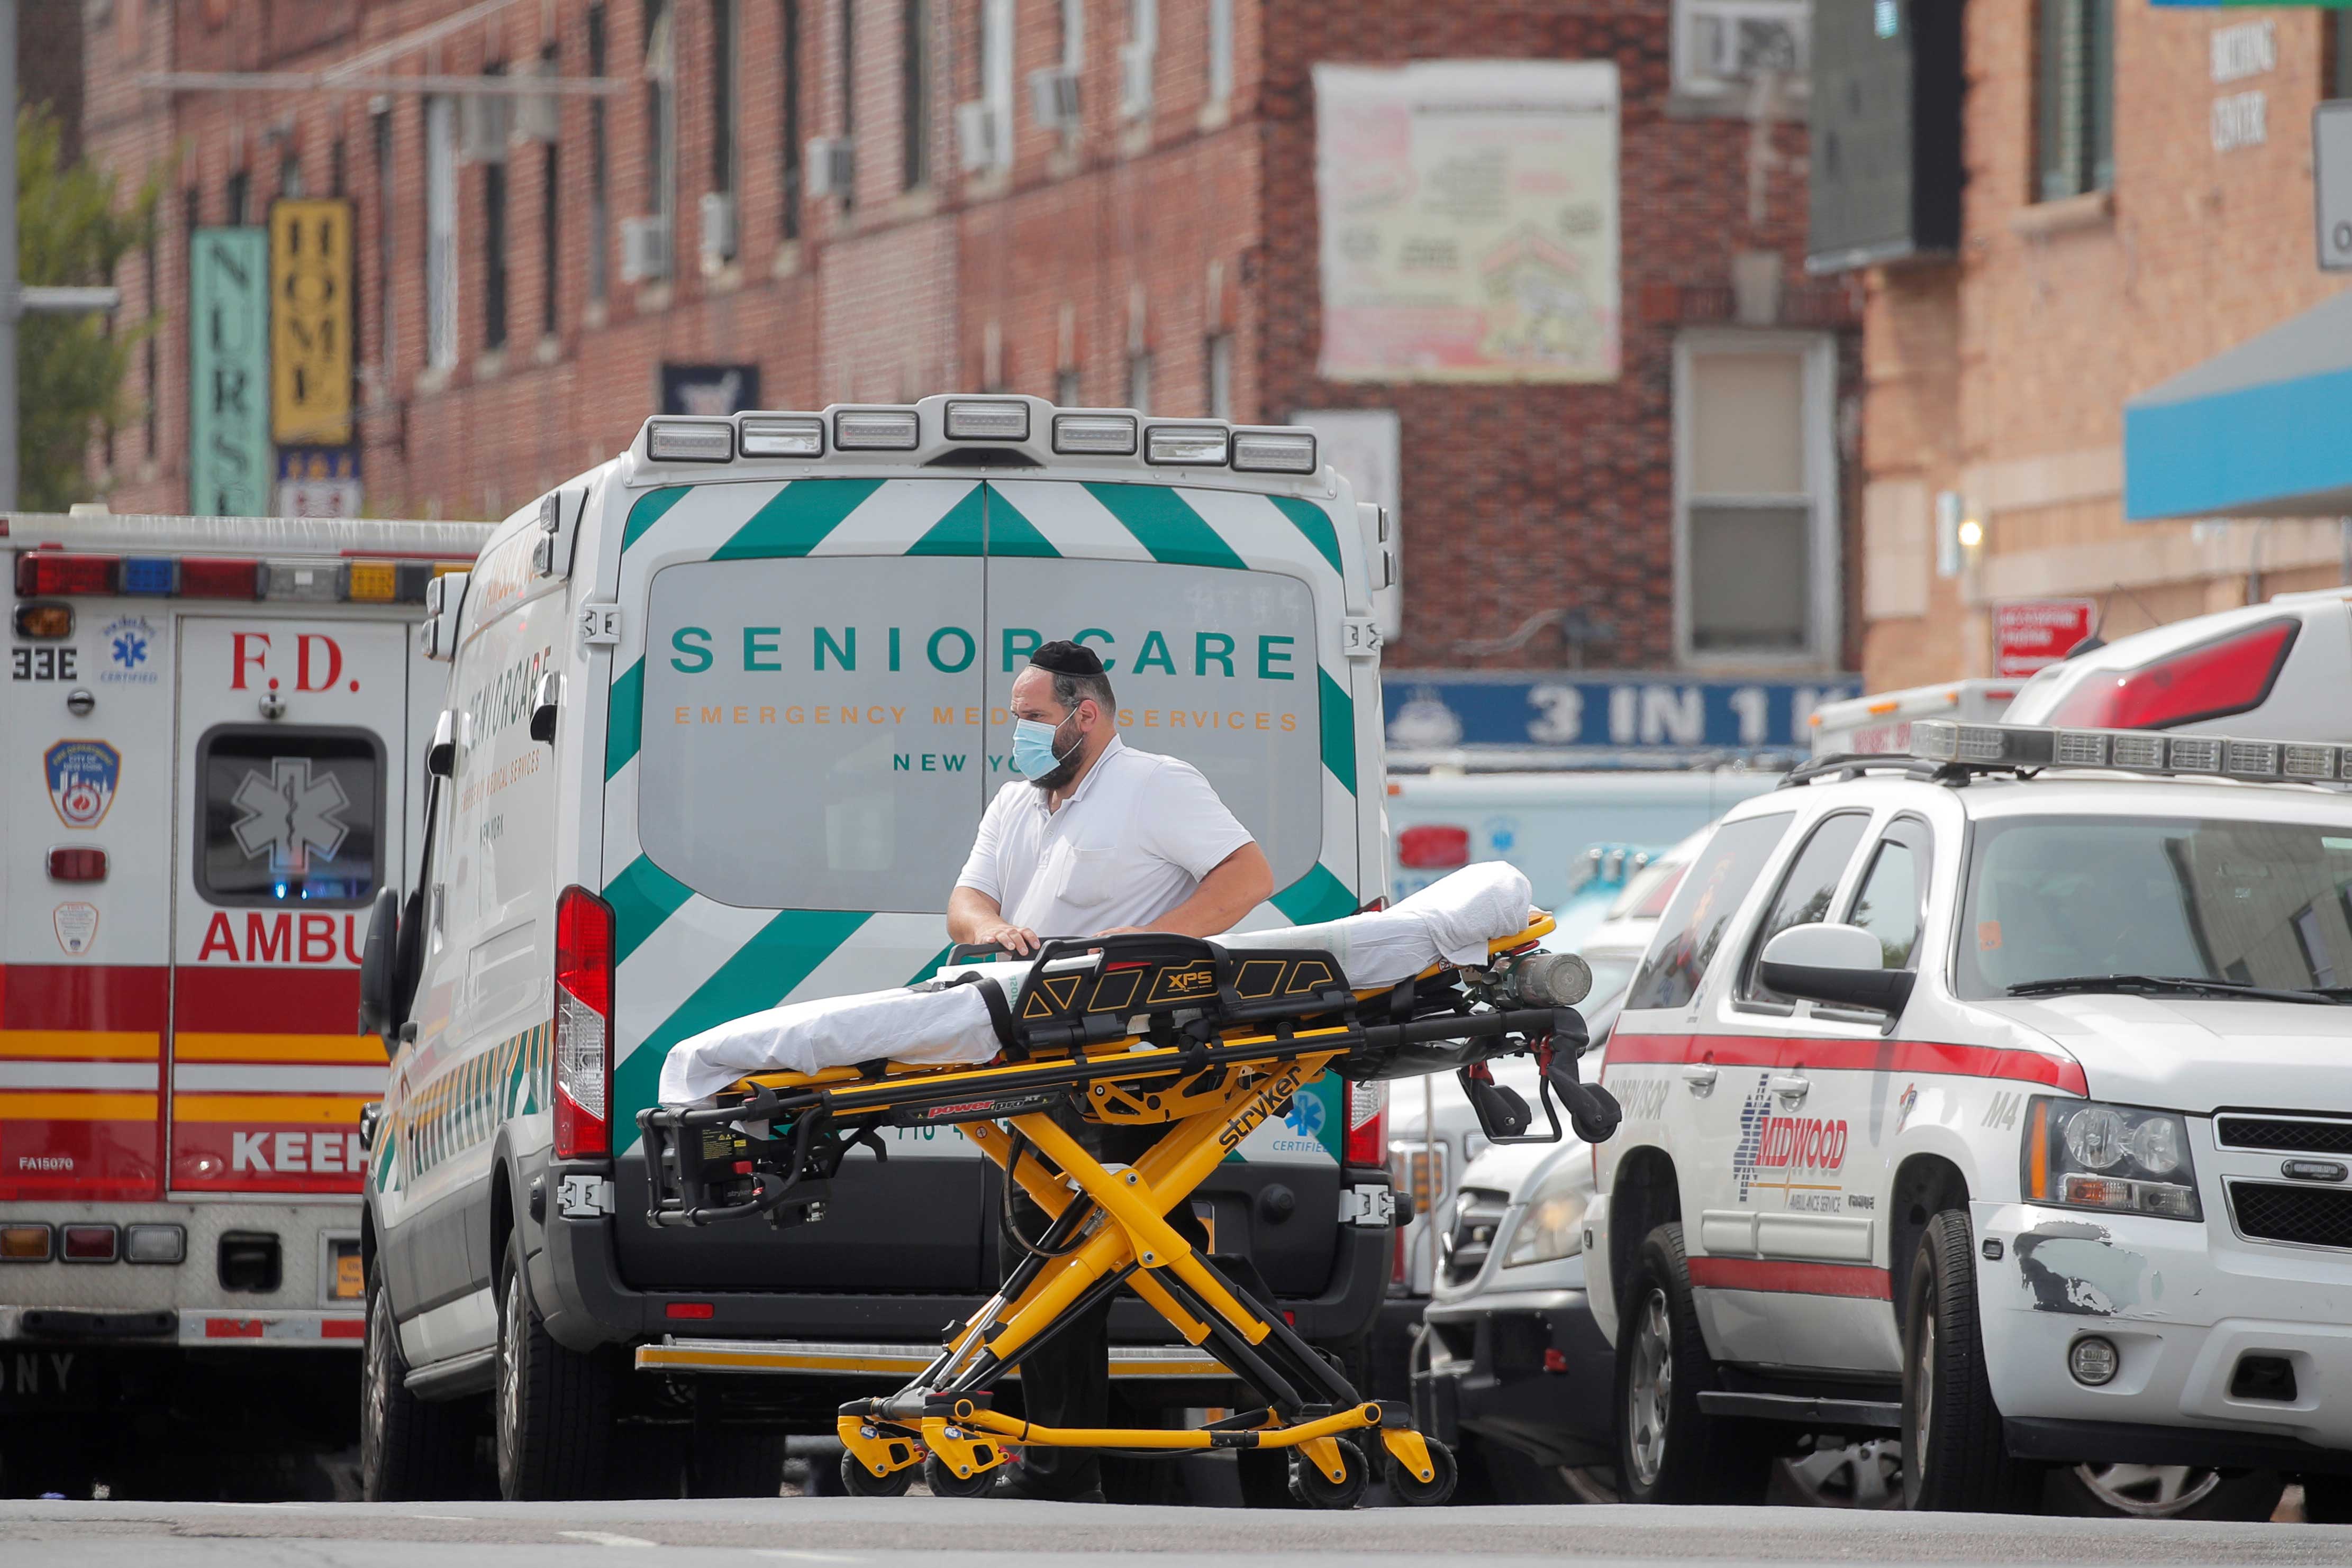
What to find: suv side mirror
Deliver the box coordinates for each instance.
[358,887,402,1050]
[426,709,457,779]
[1758,923,1915,1015]
[529,671,563,744]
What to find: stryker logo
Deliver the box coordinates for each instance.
[1220,1063,1308,1153]
[233,1131,367,1173]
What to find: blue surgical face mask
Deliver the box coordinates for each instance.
[1012,716,1074,782]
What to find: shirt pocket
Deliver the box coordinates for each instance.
[1059,845,1119,909]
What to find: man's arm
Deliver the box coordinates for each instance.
[1101,842,1273,940]
[948,885,1041,956]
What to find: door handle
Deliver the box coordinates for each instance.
[1770,1073,1812,1105]
[1681,1064,1719,1095]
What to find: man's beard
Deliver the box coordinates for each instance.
[1027,752,1083,794]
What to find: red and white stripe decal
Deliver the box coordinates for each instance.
[1685,1256,1893,1300]
[0,964,169,1201]
[169,966,379,1196]
[183,1310,365,1345]
[1606,1032,2087,1097]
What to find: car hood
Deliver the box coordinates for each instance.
[1975,994,2352,1114]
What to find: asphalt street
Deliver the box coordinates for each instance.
[2,1499,2349,1568]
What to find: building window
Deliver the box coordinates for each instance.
[1206,0,1232,105]
[902,0,931,189]
[645,1,677,269]
[962,0,1013,172]
[587,5,611,301]
[1056,367,1082,406]
[1674,333,1836,661]
[540,138,560,337]
[1668,0,1810,113]
[2035,0,2113,202]
[2333,11,2352,99]
[142,232,157,458]
[279,148,304,200]
[1205,334,1232,419]
[704,0,740,269]
[1127,351,1153,413]
[224,168,249,224]
[423,96,458,370]
[782,0,804,236]
[1120,0,1156,120]
[483,70,509,352]
[839,0,857,209]
[373,105,395,375]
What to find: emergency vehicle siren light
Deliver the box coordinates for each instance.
[12,547,463,605]
[944,399,1031,442]
[1231,430,1318,475]
[646,418,736,463]
[1052,413,1138,454]
[739,416,825,458]
[1146,425,1231,467]
[265,561,342,603]
[1908,719,2352,783]
[834,409,922,451]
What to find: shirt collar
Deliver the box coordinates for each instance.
[1031,734,1126,816]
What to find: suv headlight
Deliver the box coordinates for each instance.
[2023,1097,2201,1221]
[1502,1163,1588,1267]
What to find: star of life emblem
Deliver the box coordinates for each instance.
[231,757,352,876]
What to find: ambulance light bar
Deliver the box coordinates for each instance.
[833,409,921,451]
[1909,719,2352,783]
[944,398,1029,442]
[740,416,824,458]
[1052,413,1138,455]
[1232,430,1317,474]
[1146,425,1231,467]
[645,418,735,463]
[13,547,468,606]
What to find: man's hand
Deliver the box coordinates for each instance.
[949,886,1039,955]
[975,920,1041,956]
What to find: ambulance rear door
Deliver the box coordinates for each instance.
[169,615,409,1200]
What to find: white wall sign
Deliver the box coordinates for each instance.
[2318,101,2352,271]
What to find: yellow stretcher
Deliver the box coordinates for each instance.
[636,922,1619,1508]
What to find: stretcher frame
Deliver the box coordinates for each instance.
[637,919,1611,1507]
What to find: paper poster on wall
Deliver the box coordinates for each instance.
[1313,60,1620,383]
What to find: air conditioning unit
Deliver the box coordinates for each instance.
[1030,66,1081,130]
[514,60,560,143]
[1673,0,1811,103]
[698,191,738,274]
[804,135,856,199]
[1117,42,1155,120]
[619,215,671,283]
[457,92,513,162]
[956,101,1004,172]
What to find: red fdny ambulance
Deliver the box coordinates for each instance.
[0,508,483,1496]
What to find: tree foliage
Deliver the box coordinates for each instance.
[17,105,159,511]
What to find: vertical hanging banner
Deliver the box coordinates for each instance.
[269,198,356,445]
[1313,60,1621,382]
[189,227,272,517]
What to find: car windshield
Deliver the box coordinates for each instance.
[1957,815,2352,1000]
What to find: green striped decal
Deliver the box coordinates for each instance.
[1084,482,1247,570]
[612,909,874,1143]
[605,658,646,778]
[907,486,986,555]
[905,943,956,985]
[1272,862,1358,926]
[621,485,692,552]
[1271,496,1345,578]
[606,854,695,967]
[1318,669,1356,796]
[712,479,885,560]
[982,488,1059,557]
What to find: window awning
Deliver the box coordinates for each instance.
[2124,288,2352,522]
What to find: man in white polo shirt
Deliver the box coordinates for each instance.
[947,640,1273,1501]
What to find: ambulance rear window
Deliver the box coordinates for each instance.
[196,727,385,907]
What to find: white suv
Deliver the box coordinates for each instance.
[1586,719,2352,1516]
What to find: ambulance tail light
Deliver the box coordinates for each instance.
[2043,618,2297,731]
[1397,824,1470,871]
[553,886,616,1162]
[1345,1081,1390,1168]
[177,558,265,599]
[14,552,117,596]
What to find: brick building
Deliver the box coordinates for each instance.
[77,0,1855,675]
[1838,2,2352,691]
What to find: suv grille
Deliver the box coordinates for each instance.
[2230,1182,2352,1250]
[2217,1116,2352,1155]
[1440,1188,1510,1288]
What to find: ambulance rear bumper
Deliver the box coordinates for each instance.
[0,1304,362,1346]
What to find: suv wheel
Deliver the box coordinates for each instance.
[1900,1209,2038,1512]
[494,1233,613,1500]
[1612,1223,1771,1505]
[360,1268,474,1501]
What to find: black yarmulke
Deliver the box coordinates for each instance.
[1029,640,1106,677]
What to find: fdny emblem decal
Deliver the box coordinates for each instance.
[45,739,121,828]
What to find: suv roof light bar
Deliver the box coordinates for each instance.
[1909,719,2352,785]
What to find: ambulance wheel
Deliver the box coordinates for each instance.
[494,1233,613,1500]
[1901,1208,2039,1513]
[921,1452,998,1498]
[1385,1438,1459,1506]
[1613,1223,1772,1506]
[360,1268,474,1501]
[1287,1438,1369,1510]
[838,1451,914,1497]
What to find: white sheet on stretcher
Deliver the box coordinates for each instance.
[657,861,1534,1104]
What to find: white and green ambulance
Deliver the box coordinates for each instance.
[357,397,1401,1500]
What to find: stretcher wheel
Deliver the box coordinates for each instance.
[921,1452,998,1499]
[1287,1438,1368,1510]
[839,1451,914,1497]
[1385,1439,1458,1507]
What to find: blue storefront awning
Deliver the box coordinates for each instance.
[2124,287,2352,522]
